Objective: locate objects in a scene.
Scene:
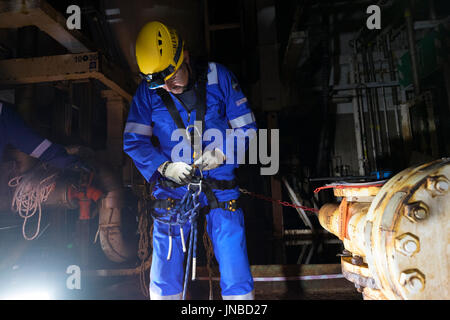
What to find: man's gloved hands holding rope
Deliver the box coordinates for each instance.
[159,148,226,184]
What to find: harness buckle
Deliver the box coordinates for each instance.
[166,197,176,211]
[226,199,238,212]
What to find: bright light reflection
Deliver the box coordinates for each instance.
[2,290,53,300]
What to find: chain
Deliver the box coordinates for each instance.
[313,182,386,194]
[239,188,319,214]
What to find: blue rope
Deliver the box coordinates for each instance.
[151,182,202,300]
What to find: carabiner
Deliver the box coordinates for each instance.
[188,179,202,197]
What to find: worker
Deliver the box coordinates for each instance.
[124,21,257,300]
[0,100,89,172]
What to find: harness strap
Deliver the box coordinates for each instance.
[150,197,241,213]
[159,177,237,210]
[159,177,237,190]
[156,89,187,131]
[155,60,208,149]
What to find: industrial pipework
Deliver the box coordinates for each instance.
[317,158,449,300]
[0,149,136,264]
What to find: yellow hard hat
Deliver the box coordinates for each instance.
[135,21,184,89]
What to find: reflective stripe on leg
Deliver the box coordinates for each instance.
[222,289,255,300]
[150,288,182,300]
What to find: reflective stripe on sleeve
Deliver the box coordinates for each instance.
[124,122,153,136]
[30,139,52,158]
[229,112,256,129]
[207,63,218,85]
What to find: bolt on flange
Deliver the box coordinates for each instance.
[403,201,429,223]
[399,269,425,294]
[351,255,364,266]
[395,233,420,257]
[426,175,449,195]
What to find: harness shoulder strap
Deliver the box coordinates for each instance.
[193,59,208,130]
[156,89,187,131]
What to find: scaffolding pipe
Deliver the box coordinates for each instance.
[361,49,378,171]
[367,48,385,157]
[383,33,402,141]
[381,86,392,156]
[350,56,366,176]
[405,3,421,96]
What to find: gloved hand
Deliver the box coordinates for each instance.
[193,148,226,171]
[158,161,194,184]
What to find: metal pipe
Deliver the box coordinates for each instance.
[353,46,370,173]
[367,48,385,157]
[350,54,366,176]
[405,3,421,96]
[381,86,392,156]
[282,177,314,231]
[383,33,402,140]
[429,0,437,21]
[361,49,378,171]
[95,163,136,263]
[1,150,136,263]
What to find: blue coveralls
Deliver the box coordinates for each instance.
[123,62,257,299]
[0,101,77,169]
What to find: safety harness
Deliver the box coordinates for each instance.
[154,59,240,213]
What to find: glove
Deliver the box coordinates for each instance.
[158,161,194,184]
[193,148,226,171]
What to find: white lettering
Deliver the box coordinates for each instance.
[66,265,81,290]
[366,5,381,30]
[66,5,81,30]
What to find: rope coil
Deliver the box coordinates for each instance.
[8,166,58,241]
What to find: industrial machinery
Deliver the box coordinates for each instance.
[317,158,449,300]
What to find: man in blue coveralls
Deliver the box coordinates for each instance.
[0,100,84,171]
[123,21,257,300]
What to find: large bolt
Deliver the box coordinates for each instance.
[351,255,364,266]
[399,269,425,294]
[413,207,427,220]
[406,277,424,293]
[404,202,429,222]
[395,233,420,257]
[403,240,418,253]
[436,180,449,193]
[427,175,449,195]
